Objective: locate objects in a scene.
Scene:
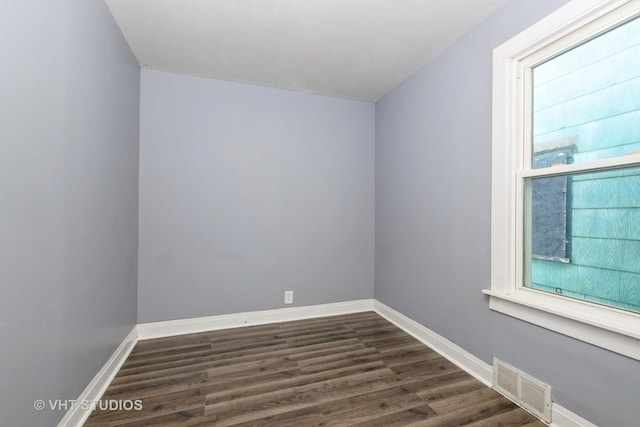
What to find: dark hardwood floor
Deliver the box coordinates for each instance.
[85,312,545,426]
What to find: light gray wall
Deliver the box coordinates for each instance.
[138,69,374,322]
[375,0,640,426]
[0,1,140,426]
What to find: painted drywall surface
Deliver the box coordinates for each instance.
[0,1,140,426]
[138,69,374,322]
[375,0,639,426]
[490,313,640,427]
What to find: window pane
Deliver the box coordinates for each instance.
[525,167,640,314]
[531,15,640,168]
[531,150,570,261]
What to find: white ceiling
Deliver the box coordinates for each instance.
[105,0,509,101]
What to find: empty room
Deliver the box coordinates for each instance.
[2,0,639,426]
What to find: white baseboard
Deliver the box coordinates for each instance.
[550,404,598,427]
[372,300,596,427]
[373,300,493,386]
[136,299,374,340]
[57,326,138,427]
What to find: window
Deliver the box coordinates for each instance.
[531,147,572,263]
[487,0,640,361]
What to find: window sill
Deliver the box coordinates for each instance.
[483,288,640,361]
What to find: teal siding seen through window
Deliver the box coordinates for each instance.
[527,15,640,313]
[532,16,640,165]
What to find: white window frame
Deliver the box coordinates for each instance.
[486,0,640,361]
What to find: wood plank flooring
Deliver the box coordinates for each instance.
[85,312,545,426]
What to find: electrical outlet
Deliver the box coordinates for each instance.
[284,290,294,304]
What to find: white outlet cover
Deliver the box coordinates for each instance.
[284,291,294,304]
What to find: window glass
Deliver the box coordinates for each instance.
[531,150,571,262]
[532,15,640,168]
[526,13,640,314]
[525,167,640,314]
